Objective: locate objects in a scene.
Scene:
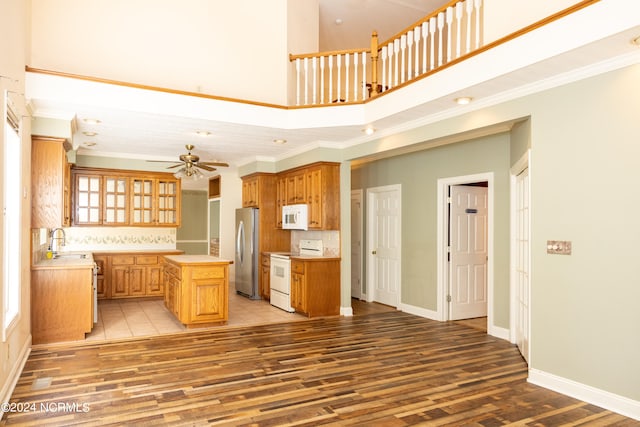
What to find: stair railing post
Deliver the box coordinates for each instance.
[370,31,379,97]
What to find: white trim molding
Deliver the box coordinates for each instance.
[399,303,439,321]
[340,306,354,316]
[529,369,640,421]
[0,336,31,410]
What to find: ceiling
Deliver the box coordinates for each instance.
[25,1,640,185]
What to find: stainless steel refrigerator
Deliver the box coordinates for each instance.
[235,207,260,299]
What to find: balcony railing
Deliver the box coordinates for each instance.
[289,0,483,106]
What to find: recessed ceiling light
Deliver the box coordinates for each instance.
[632,35,640,46]
[82,131,98,137]
[273,139,287,144]
[363,127,375,135]
[196,130,211,137]
[455,96,473,105]
[83,118,101,125]
[335,18,343,25]
[83,141,96,147]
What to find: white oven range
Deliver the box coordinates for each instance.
[269,239,323,312]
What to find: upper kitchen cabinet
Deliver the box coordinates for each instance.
[31,136,72,228]
[277,162,340,230]
[71,167,181,227]
[241,175,260,207]
[130,177,180,226]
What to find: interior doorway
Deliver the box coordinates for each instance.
[351,189,363,300]
[366,184,402,307]
[437,173,494,330]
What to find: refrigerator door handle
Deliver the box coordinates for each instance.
[236,220,245,265]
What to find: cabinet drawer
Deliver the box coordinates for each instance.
[291,260,304,274]
[164,262,181,279]
[136,255,158,265]
[112,255,135,265]
[192,266,226,280]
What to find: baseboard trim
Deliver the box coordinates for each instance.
[488,324,510,341]
[0,335,31,415]
[340,306,353,316]
[528,368,640,421]
[399,303,439,321]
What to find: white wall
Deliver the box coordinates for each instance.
[29,0,297,105]
[484,0,581,44]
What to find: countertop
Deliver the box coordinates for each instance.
[31,252,96,270]
[263,251,341,261]
[163,255,233,265]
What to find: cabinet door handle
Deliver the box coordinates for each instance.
[372,250,377,255]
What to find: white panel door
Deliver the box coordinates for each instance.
[515,168,530,362]
[449,185,488,320]
[351,190,363,300]
[368,186,401,307]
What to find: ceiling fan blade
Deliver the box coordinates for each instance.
[195,163,216,172]
[200,161,229,167]
[166,163,183,169]
[146,160,180,163]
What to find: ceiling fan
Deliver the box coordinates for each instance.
[150,144,229,179]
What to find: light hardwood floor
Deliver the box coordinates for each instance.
[6,308,636,425]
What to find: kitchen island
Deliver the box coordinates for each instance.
[163,255,232,328]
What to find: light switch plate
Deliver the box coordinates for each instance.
[547,240,572,255]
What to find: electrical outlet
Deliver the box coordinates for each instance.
[547,240,572,255]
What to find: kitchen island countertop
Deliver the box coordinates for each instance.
[163,255,233,264]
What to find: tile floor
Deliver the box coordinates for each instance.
[86,286,311,343]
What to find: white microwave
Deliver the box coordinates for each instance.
[282,204,308,230]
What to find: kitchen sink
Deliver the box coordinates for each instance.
[52,253,88,260]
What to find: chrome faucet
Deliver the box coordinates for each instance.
[50,228,66,254]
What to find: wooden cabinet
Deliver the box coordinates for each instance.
[31,264,94,344]
[163,256,230,327]
[130,177,180,226]
[276,162,340,230]
[31,136,72,228]
[71,167,181,227]
[93,254,108,299]
[286,171,306,204]
[290,258,340,317]
[260,254,271,299]
[94,251,182,299]
[242,175,260,207]
[240,173,291,299]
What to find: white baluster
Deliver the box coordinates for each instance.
[422,21,429,73]
[381,45,387,93]
[352,53,357,101]
[303,57,309,105]
[437,12,444,67]
[429,17,436,70]
[337,53,342,102]
[393,39,400,87]
[387,43,394,89]
[295,58,301,106]
[312,56,317,105]
[413,27,420,79]
[345,53,350,102]
[403,34,410,83]
[407,31,413,80]
[466,0,473,54]
[320,56,325,104]
[474,0,482,49]
[455,3,463,59]
[361,51,367,99]
[328,55,333,104]
[446,7,453,63]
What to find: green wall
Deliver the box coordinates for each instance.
[177,190,208,255]
[351,132,512,327]
[346,64,640,403]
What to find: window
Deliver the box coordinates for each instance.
[3,93,21,339]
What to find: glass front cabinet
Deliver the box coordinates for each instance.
[72,168,181,227]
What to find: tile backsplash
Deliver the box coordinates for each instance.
[291,230,340,257]
[50,227,177,252]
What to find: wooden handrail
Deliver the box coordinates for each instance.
[289,48,370,61]
[377,0,461,48]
